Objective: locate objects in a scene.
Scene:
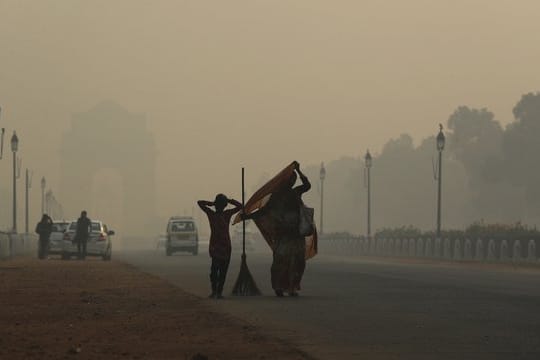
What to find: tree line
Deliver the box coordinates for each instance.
[301,92,540,235]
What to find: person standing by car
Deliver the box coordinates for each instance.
[35,214,53,260]
[75,210,92,260]
[197,194,242,299]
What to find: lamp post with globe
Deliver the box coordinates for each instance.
[11,132,19,233]
[435,125,445,238]
[41,177,46,215]
[319,162,326,235]
[364,150,372,239]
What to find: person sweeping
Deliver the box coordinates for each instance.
[198,194,242,299]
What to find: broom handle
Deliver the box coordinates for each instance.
[242,167,246,257]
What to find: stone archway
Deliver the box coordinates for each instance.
[59,101,157,237]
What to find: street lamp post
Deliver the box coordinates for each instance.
[45,190,52,216]
[11,132,19,233]
[319,162,326,235]
[47,191,58,219]
[25,169,32,233]
[436,124,445,238]
[41,177,46,215]
[0,106,5,159]
[364,150,372,239]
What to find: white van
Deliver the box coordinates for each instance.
[166,216,198,256]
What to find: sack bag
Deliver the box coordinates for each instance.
[299,205,315,237]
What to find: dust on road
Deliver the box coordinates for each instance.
[0,257,314,360]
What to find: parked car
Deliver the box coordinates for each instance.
[48,221,70,256]
[166,216,198,256]
[61,220,114,260]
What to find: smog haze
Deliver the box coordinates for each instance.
[1,1,540,234]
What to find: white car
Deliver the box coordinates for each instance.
[166,216,198,256]
[61,220,114,260]
[48,221,70,256]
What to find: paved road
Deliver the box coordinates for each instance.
[118,246,540,360]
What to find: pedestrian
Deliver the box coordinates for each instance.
[269,162,311,297]
[74,210,92,260]
[197,194,242,299]
[35,214,53,260]
[242,161,312,297]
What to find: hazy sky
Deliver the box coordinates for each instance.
[1,1,539,225]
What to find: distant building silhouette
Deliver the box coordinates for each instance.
[59,101,157,236]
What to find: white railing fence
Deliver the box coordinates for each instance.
[318,235,539,264]
[0,232,38,259]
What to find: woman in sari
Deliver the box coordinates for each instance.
[257,161,311,296]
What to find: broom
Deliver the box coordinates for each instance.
[232,167,261,296]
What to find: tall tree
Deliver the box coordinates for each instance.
[502,92,540,219]
[447,106,503,185]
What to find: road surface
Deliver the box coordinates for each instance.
[119,245,540,359]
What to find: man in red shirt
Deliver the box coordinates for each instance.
[198,194,242,299]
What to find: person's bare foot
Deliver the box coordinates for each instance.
[275,289,284,297]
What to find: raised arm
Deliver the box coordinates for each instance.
[197,200,214,214]
[225,198,243,215]
[293,162,311,194]
[229,198,242,210]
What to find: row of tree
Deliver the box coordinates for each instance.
[301,92,540,235]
